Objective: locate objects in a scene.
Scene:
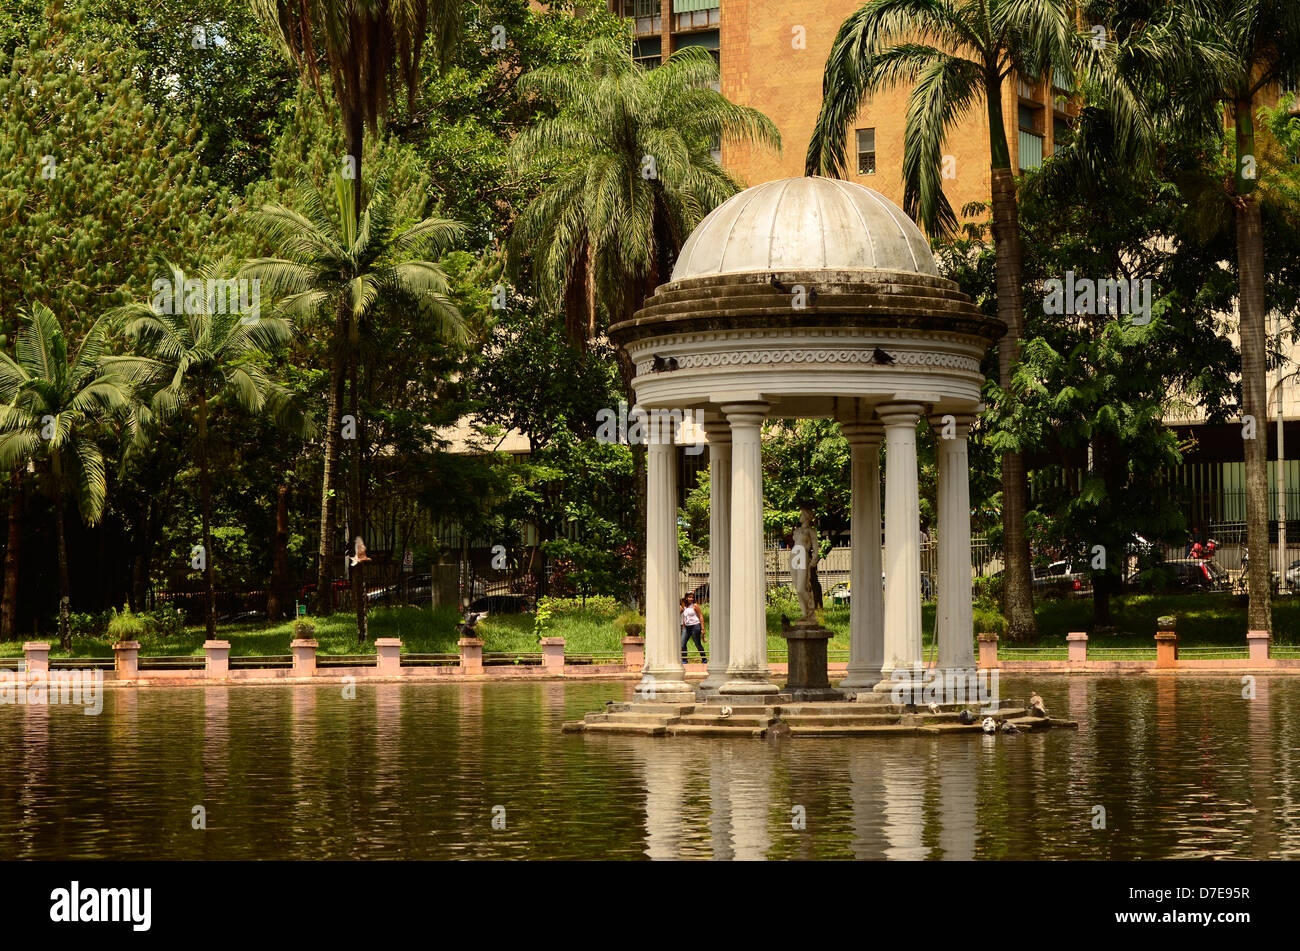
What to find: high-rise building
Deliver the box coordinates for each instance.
[608,0,1074,216]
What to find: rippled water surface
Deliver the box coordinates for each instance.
[1,676,1297,859]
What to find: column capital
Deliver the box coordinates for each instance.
[876,402,925,427]
[928,413,977,439]
[703,418,732,444]
[720,401,769,428]
[840,421,884,446]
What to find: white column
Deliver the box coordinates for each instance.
[636,437,691,700]
[933,413,976,671]
[720,401,779,696]
[877,403,925,682]
[839,422,884,690]
[700,419,732,692]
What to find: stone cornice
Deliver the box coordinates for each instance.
[609,270,1005,347]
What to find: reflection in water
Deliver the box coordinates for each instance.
[0,676,1298,859]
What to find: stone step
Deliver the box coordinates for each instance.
[780,713,903,726]
[605,711,679,724]
[611,702,695,715]
[692,704,773,716]
[581,721,667,736]
[678,714,774,727]
[668,724,767,738]
[788,724,922,737]
[918,723,987,734]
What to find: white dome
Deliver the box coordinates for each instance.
[671,176,938,281]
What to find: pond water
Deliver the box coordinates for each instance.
[1,675,1297,860]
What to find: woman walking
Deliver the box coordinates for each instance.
[680,593,706,664]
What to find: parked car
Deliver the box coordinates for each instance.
[1032,561,1092,599]
[825,572,927,604]
[367,573,433,605]
[1134,558,1231,593]
[1284,560,1300,589]
[468,594,533,616]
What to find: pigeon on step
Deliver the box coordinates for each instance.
[1000,720,1021,734]
[719,705,732,719]
[958,709,975,724]
[981,716,997,734]
[927,702,941,715]
[1029,692,1048,717]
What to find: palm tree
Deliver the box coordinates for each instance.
[244,175,465,639]
[1157,0,1300,635]
[0,304,136,649]
[114,260,303,641]
[509,36,780,357]
[251,0,463,221]
[805,0,1078,641]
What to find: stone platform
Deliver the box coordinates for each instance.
[562,694,1079,738]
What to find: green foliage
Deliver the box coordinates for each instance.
[0,9,223,332]
[509,34,780,336]
[68,610,113,639]
[106,604,147,641]
[292,618,316,640]
[973,602,1007,637]
[762,419,851,542]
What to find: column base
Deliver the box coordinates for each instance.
[718,675,781,696]
[696,671,729,696]
[634,670,695,702]
[836,666,884,691]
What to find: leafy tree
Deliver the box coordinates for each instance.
[114,260,303,639]
[509,35,780,356]
[244,176,465,639]
[251,0,464,221]
[806,0,1081,641]
[0,304,136,648]
[0,8,222,334]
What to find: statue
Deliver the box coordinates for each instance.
[790,507,818,623]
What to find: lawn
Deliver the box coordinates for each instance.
[3,592,1293,658]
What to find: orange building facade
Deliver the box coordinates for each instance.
[607,0,1075,225]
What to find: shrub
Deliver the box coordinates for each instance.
[614,611,645,636]
[972,574,1004,607]
[141,606,185,639]
[293,619,316,640]
[536,595,621,619]
[973,603,1007,637]
[766,584,799,610]
[106,606,147,642]
[69,610,113,639]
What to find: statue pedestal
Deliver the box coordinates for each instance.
[781,622,840,701]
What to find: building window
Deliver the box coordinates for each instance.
[1053,114,1073,147]
[1019,102,1045,169]
[856,128,876,175]
[618,0,661,37]
[673,0,720,31]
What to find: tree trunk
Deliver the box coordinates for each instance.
[197,392,217,642]
[990,165,1038,642]
[316,301,348,615]
[268,483,290,621]
[349,345,367,644]
[345,109,364,224]
[55,497,71,652]
[1,469,21,641]
[1237,189,1272,632]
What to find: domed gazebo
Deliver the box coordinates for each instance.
[608,176,1004,702]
